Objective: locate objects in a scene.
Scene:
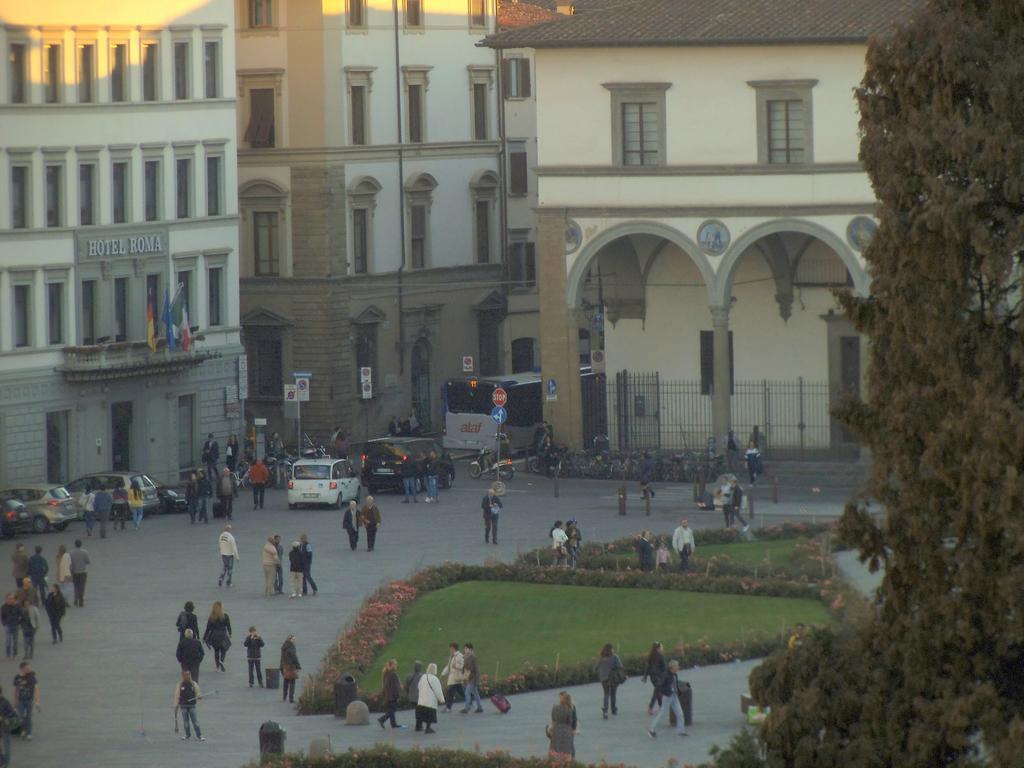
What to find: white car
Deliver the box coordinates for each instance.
[287,459,360,510]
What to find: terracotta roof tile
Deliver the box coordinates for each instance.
[498,0,559,30]
[485,0,926,48]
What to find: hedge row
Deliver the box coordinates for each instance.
[250,744,638,768]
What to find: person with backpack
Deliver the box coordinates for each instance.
[176,602,200,639]
[594,643,624,719]
[481,488,502,545]
[243,626,265,687]
[43,584,67,644]
[647,659,687,738]
[173,670,204,741]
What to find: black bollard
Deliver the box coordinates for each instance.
[618,485,627,516]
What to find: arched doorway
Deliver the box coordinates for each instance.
[411,338,432,433]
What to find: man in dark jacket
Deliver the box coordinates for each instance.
[728,478,750,531]
[648,659,686,738]
[1,595,22,659]
[299,534,317,596]
[26,548,47,606]
[342,501,359,551]
[637,531,655,572]
[288,542,305,598]
[176,602,200,639]
[461,644,483,713]
[400,459,418,504]
[243,626,265,687]
[202,433,220,481]
[176,628,205,680]
[481,489,502,545]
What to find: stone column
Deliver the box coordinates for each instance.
[710,304,732,442]
[537,210,583,449]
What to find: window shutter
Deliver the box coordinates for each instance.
[411,205,426,238]
[351,86,365,145]
[525,242,536,285]
[509,151,527,195]
[520,59,531,98]
[502,58,511,98]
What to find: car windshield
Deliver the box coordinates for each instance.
[293,465,331,480]
[370,443,406,459]
[132,475,157,489]
[50,487,71,499]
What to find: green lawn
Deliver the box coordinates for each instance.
[360,580,827,686]
[697,538,799,565]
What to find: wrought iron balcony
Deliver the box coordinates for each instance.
[58,338,219,382]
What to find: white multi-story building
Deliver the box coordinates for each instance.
[235,0,504,441]
[0,0,242,484]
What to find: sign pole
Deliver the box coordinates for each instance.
[297,397,301,456]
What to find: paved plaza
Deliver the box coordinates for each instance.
[4,474,847,768]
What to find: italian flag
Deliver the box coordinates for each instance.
[171,285,192,352]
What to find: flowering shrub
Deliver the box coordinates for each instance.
[248,744,642,768]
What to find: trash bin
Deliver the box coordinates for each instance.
[265,667,280,690]
[259,720,286,759]
[669,681,693,727]
[334,672,359,717]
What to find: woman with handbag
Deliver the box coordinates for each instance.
[203,601,232,672]
[547,690,578,758]
[415,662,445,734]
[280,635,301,703]
[593,643,625,719]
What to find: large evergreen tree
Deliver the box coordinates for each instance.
[748,1,1024,765]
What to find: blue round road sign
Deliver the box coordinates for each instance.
[490,406,508,425]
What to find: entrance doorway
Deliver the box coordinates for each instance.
[46,410,69,483]
[411,338,432,433]
[111,401,133,471]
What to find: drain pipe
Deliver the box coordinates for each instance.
[393,0,407,374]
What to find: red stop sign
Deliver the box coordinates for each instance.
[492,387,508,407]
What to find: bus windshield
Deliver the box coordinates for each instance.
[445,381,496,414]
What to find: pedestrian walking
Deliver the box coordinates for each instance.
[12,662,38,741]
[225,435,240,476]
[565,519,582,568]
[261,537,280,597]
[273,535,284,594]
[400,459,418,503]
[594,643,625,719]
[197,470,211,524]
[637,531,655,572]
[18,600,37,659]
[185,472,200,524]
[129,477,145,529]
[25,548,47,605]
[80,482,97,536]
[547,691,578,758]
[287,542,304,598]
[13,581,35,613]
[642,642,667,714]
[745,441,762,485]
[1,596,21,659]
[358,497,381,552]
[44,584,66,644]
[729,477,750,531]
[551,521,569,566]
[217,525,239,588]
[176,602,200,640]
[424,451,439,503]
[0,686,18,767]
[342,500,359,551]
[639,451,656,501]
[647,659,687,738]
[69,540,90,607]
[112,482,129,531]
[244,626,264,687]
[415,663,444,734]
[672,519,695,571]
[10,546,26,592]
[460,643,483,713]
[249,457,269,510]
[404,661,423,707]
[377,659,403,729]
[482,488,501,545]
[173,670,205,741]
[202,433,220,480]
[299,533,318,596]
[441,642,465,712]
[176,628,205,681]
[93,484,112,538]
[203,601,232,672]
[55,545,72,602]
[280,635,300,703]
[217,469,234,521]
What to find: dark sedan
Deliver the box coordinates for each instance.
[360,438,455,494]
[0,497,33,538]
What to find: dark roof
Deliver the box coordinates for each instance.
[484,0,925,49]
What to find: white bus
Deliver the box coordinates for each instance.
[442,375,543,453]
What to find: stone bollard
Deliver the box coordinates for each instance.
[345,700,370,725]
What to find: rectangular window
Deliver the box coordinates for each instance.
[144,160,161,221]
[78,163,96,226]
[406,0,423,28]
[204,41,219,98]
[350,0,367,27]
[509,142,527,196]
[45,165,62,228]
[767,99,806,164]
[622,102,658,166]
[177,271,192,317]
[208,267,223,326]
[176,157,191,219]
[114,277,128,341]
[177,395,195,469]
[245,88,275,148]
[475,200,490,264]
[254,337,283,397]
[504,57,530,99]
[174,42,190,100]
[142,42,159,101]
[352,208,368,274]
[351,85,367,145]
[408,84,423,143]
[78,44,95,103]
[410,204,426,268]
[47,282,64,345]
[699,330,735,396]
[112,161,129,224]
[13,284,31,348]
[81,280,97,345]
[110,43,128,102]
[253,211,280,276]
[509,241,536,289]
[469,0,486,27]
[10,165,28,229]
[249,0,273,28]
[473,83,488,140]
[8,43,27,103]
[206,155,222,216]
[44,43,62,103]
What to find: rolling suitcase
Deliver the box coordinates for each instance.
[265,667,280,689]
[213,500,226,518]
[490,694,511,714]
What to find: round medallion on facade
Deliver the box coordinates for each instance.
[697,220,730,256]
[846,216,878,252]
[564,219,583,254]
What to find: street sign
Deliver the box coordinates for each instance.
[462,355,474,373]
[360,367,372,384]
[284,384,298,402]
[546,378,558,402]
[490,405,508,425]
[492,387,508,407]
[296,376,310,402]
[237,355,249,400]
[361,381,373,400]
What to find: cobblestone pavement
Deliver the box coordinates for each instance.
[2,475,845,768]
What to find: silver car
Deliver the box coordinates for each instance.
[65,472,161,514]
[0,484,78,533]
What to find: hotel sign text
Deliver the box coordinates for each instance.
[76,226,169,261]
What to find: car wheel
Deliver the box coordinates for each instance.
[442,468,455,489]
[32,516,50,534]
[415,476,426,494]
[55,523,69,532]
[335,494,343,510]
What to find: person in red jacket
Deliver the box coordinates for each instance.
[249,458,270,510]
